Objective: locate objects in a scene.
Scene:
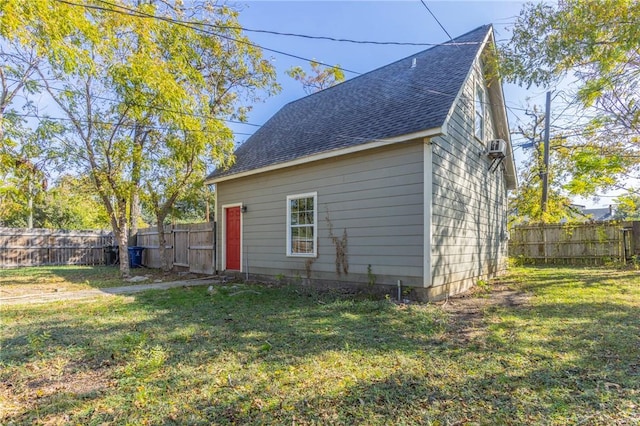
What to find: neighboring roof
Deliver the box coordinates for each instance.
[208,25,498,182]
[582,206,616,221]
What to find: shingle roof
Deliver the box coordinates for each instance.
[208,25,491,181]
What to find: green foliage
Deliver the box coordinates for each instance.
[2,267,639,424]
[0,174,110,229]
[286,60,345,95]
[1,0,279,275]
[26,330,51,354]
[614,193,640,220]
[476,279,490,292]
[509,108,574,224]
[502,0,640,197]
[0,114,64,227]
[122,344,168,378]
[367,264,376,287]
[501,0,640,91]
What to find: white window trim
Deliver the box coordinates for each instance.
[286,192,318,258]
[474,80,486,142]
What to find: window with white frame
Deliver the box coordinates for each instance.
[475,82,485,141]
[286,192,317,257]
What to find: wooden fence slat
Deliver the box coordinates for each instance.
[137,222,215,274]
[0,227,113,267]
[509,221,637,265]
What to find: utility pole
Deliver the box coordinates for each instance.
[541,91,552,214]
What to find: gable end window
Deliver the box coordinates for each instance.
[475,82,485,141]
[286,192,317,257]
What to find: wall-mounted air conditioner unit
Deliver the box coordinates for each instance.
[488,139,507,158]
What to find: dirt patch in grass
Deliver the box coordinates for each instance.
[1,267,638,425]
[0,266,207,297]
[1,364,112,422]
[438,281,531,343]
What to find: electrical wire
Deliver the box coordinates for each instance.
[419,0,454,41]
[50,0,534,116]
[3,77,262,128]
[94,0,485,48]
[55,0,353,75]
[9,110,256,137]
[7,1,552,146]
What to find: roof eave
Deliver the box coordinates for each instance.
[444,25,517,190]
[205,126,444,184]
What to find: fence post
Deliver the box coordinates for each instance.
[213,221,217,275]
[633,221,640,256]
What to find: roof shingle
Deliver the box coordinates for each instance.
[208,25,491,180]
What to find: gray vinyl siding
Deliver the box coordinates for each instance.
[216,141,425,286]
[430,63,509,288]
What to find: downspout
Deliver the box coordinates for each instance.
[423,138,433,288]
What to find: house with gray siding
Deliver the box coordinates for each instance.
[205,25,517,300]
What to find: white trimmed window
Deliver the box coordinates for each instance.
[286,192,317,257]
[475,82,485,141]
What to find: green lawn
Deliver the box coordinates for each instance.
[0,265,200,297]
[1,267,638,425]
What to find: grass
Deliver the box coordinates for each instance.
[1,266,639,425]
[0,265,201,297]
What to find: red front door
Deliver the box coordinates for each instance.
[225,206,241,270]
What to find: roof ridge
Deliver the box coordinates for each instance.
[207,25,496,182]
[281,24,492,108]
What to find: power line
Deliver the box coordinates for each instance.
[4,76,262,128]
[58,0,492,79]
[7,72,535,144]
[18,2,534,143]
[9,111,255,137]
[419,0,455,41]
[58,0,364,75]
[53,0,532,117]
[93,0,484,48]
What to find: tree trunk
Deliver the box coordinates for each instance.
[156,213,171,273]
[27,180,33,229]
[117,199,130,277]
[129,190,140,245]
[129,124,146,245]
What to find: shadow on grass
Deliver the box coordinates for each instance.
[0,265,203,296]
[2,270,639,424]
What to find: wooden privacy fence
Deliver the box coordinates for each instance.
[0,227,113,267]
[509,221,639,265]
[136,222,216,274]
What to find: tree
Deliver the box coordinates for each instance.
[614,193,640,220]
[501,0,640,198]
[37,175,111,229]
[0,34,39,143]
[509,106,574,224]
[0,117,62,228]
[286,60,345,94]
[1,31,65,227]
[1,0,279,276]
[0,174,110,229]
[141,127,228,272]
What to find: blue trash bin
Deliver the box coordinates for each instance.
[127,246,145,268]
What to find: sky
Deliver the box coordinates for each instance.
[230,1,539,142]
[12,1,616,209]
[224,1,620,209]
[224,3,552,182]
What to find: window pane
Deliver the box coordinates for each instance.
[288,195,316,255]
